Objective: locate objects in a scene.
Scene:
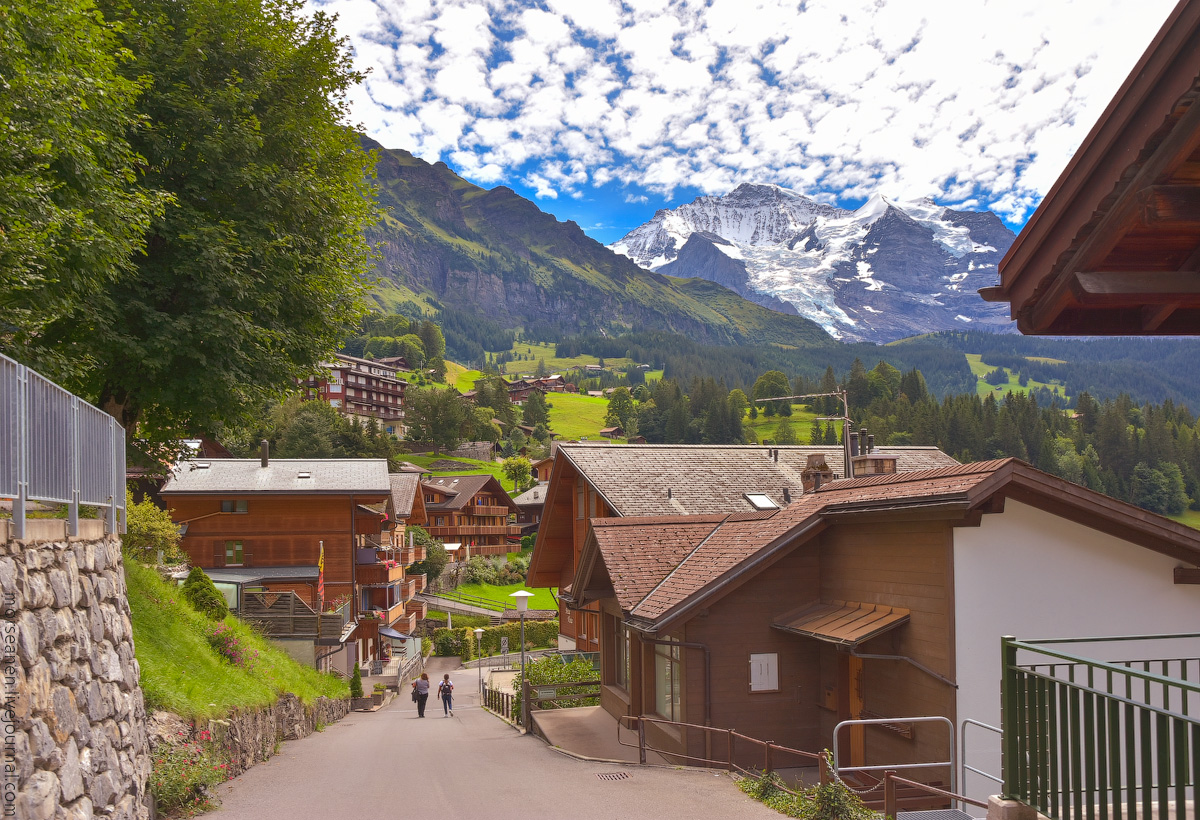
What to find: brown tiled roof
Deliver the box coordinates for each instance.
[422,474,517,511]
[584,458,1200,631]
[388,473,421,518]
[559,443,959,516]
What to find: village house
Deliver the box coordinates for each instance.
[536,457,1200,798]
[512,482,550,535]
[160,450,418,673]
[422,474,522,557]
[528,442,960,654]
[300,353,407,436]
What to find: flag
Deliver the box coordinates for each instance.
[317,540,325,610]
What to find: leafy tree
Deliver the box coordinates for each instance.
[405,387,472,453]
[405,526,448,582]
[417,320,446,360]
[181,567,229,620]
[752,371,791,417]
[123,489,183,562]
[727,389,749,421]
[605,387,636,430]
[503,456,532,492]
[426,356,448,383]
[0,0,163,374]
[45,0,377,451]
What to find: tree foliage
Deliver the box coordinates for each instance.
[181,567,229,621]
[405,386,474,453]
[0,0,162,373]
[124,489,183,562]
[39,0,378,452]
[502,456,532,493]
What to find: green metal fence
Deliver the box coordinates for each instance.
[1001,634,1200,820]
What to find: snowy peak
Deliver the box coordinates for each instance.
[609,183,1017,342]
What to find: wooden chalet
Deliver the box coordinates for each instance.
[511,482,550,535]
[529,456,555,483]
[528,443,959,654]
[598,426,624,439]
[548,459,1200,793]
[986,0,1200,334]
[421,474,522,557]
[161,452,408,672]
[532,375,567,392]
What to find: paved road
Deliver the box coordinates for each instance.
[210,657,777,820]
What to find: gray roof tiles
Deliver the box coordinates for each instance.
[388,473,422,518]
[160,459,390,494]
[560,443,959,517]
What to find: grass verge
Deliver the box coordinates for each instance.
[126,558,348,719]
[455,581,557,610]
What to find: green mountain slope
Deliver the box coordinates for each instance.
[364,138,830,347]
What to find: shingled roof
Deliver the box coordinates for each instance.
[160,459,390,495]
[578,459,1200,633]
[388,473,422,518]
[422,474,516,511]
[558,443,959,516]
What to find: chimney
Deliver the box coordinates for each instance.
[801,453,834,492]
[667,487,673,499]
[849,435,859,458]
[858,427,868,457]
[867,434,875,453]
[260,439,269,468]
[783,488,792,503]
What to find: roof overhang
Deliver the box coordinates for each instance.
[991,0,1200,334]
[772,601,910,647]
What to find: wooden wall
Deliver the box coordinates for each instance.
[168,494,384,588]
[817,519,957,777]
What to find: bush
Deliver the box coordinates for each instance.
[207,624,257,671]
[431,620,560,660]
[124,489,184,563]
[349,663,363,699]
[460,555,528,586]
[513,656,598,723]
[736,751,880,820]
[180,568,228,620]
[149,738,228,816]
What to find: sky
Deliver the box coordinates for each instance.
[308,0,1178,244]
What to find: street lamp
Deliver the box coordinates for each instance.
[473,627,484,694]
[510,590,534,727]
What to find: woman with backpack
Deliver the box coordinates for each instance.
[412,673,430,717]
[438,673,454,716]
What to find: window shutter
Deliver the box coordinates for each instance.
[749,653,779,692]
[213,542,224,567]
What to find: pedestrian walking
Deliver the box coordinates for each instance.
[438,673,454,716]
[412,673,430,717]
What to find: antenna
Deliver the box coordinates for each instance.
[752,388,853,478]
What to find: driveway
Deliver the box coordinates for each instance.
[210,657,778,820]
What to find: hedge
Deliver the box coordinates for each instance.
[431,620,559,659]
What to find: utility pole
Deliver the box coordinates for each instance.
[752,389,854,479]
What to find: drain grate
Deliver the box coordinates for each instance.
[596,772,631,781]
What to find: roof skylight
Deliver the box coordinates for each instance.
[745,493,779,510]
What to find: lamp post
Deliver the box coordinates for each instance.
[473,627,484,694]
[510,590,534,727]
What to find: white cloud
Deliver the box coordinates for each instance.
[310,0,1180,222]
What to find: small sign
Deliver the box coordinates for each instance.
[536,686,557,699]
[500,637,509,653]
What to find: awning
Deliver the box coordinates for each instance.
[379,626,411,641]
[772,601,910,647]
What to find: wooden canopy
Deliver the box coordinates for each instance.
[772,601,910,647]
[986,0,1200,334]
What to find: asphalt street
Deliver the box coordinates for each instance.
[209,657,779,820]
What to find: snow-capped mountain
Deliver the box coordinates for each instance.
[610,183,1016,343]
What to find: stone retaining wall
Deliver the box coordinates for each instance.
[1,519,151,820]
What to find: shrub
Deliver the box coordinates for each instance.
[149,738,228,816]
[512,656,598,723]
[432,620,560,659]
[207,624,257,671]
[349,663,363,699]
[124,489,184,563]
[181,568,228,620]
[735,751,880,820]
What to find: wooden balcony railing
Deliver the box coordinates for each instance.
[404,599,427,619]
[471,505,511,516]
[356,562,404,586]
[238,591,344,640]
[369,600,406,625]
[426,525,523,539]
[410,574,426,594]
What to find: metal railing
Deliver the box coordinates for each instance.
[617,714,821,773]
[834,716,958,793]
[962,718,1003,796]
[1,353,126,538]
[1001,633,1200,820]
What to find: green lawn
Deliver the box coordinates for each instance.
[455,582,558,610]
[1168,509,1200,531]
[741,406,821,444]
[503,340,636,375]
[399,453,514,491]
[447,362,484,392]
[966,353,1068,399]
[546,391,612,440]
[126,558,347,720]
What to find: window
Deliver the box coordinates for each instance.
[221,500,248,514]
[225,541,244,566]
[655,642,681,720]
[614,619,631,691]
[749,653,779,692]
[745,493,779,511]
[576,481,585,519]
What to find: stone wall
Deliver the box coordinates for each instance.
[1,519,151,820]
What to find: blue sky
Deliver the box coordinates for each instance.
[311,0,1176,245]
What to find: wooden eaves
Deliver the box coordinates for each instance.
[986,0,1200,334]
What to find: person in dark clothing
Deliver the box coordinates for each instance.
[412,673,430,717]
[438,674,454,716]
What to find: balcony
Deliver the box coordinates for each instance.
[237,591,344,640]
[405,599,427,620]
[368,600,407,626]
[357,561,404,586]
[426,525,524,539]
[410,574,426,595]
[471,505,511,516]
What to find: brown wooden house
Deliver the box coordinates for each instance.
[421,474,521,557]
[545,459,1200,794]
[160,454,397,671]
[985,0,1200,334]
[528,443,960,654]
